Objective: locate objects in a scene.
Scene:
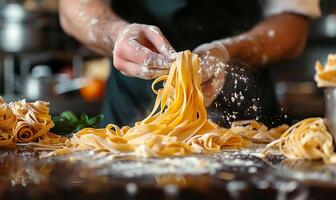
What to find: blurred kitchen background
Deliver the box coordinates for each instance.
[0,0,335,120]
[0,0,108,115]
[271,0,336,120]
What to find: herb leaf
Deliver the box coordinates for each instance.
[51,111,104,135]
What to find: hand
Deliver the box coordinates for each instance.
[194,41,230,106]
[113,23,176,80]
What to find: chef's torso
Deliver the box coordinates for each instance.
[102,0,281,127]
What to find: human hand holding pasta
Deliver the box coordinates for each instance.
[113,23,176,80]
[193,41,229,106]
[60,0,176,80]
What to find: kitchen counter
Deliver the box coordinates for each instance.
[0,148,336,200]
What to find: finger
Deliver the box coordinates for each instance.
[144,25,176,57]
[117,59,169,80]
[124,38,172,70]
[193,44,217,83]
[201,70,225,107]
[200,53,228,84]
[199,56,216,83]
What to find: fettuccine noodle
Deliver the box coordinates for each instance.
[67,51,244,157]
[315,54,336,87]
[265,118,336,163]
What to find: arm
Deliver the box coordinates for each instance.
[224,13,310,67]
[59,0,175,79]
[195,13,310,69]
[59,0,127,56]
[194,13,310,106]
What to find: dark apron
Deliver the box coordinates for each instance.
[102,0,284,127]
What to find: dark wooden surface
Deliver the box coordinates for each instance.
[0,148,336,200]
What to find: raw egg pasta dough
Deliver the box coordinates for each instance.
[67,51,244,157]
[315,54,336,87]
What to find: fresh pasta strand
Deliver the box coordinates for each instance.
[0,130,13,147]
[264,118,336,164]
[14,121,35,143]
[66,51,244,157]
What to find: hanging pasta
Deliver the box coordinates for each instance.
[65,51,244,157]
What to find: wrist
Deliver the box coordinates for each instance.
[211,41,230,61]
[85,19,129,57]
[103,20,129,43]
[219,37,246,60]
[221,34,264,66]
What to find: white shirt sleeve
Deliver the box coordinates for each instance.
[263,0,321,18]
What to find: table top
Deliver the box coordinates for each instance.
[0,147,335,200]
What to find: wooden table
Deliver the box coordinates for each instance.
[0,148,335,200]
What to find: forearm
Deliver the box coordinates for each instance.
[225,13,310,68]
[59,0,128,56]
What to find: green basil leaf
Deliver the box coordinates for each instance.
[61,111,79,124]
[87,115,104,127]
[80,113,89,124]
[51,116,76,135]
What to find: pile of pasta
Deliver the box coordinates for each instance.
[264,118,336,164]
[1,51,335,164]
[49,51,335,163]
[230,54,336,163]
[0,98,64,147]
[229,118,336,164]
[315,54,336,87]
